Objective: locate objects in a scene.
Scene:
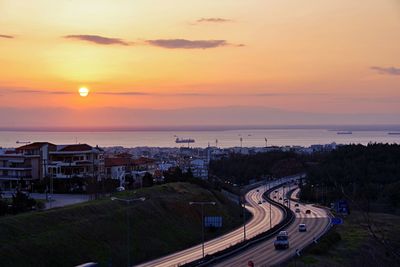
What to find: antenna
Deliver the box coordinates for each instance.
[215,139,218,148]
[265,137,268,147]
[240,137,243,148]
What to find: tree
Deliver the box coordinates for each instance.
[142,172,154,187]
[11,190,36,214]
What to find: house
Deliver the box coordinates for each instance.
[0,152,40,190]
[104,156,133,186]
[132,157,156,172]
[47,144,104,180]
[15,142,57,178]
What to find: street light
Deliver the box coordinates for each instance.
[189,201,216,259]
[111,196,146,267]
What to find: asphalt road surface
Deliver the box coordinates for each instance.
[136,180,293,267]
[214,188,331,267]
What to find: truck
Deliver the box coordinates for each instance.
[274,231,289,249]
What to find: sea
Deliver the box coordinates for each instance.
[1,126,399,148]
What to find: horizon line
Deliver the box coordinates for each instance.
[0,124,400,132]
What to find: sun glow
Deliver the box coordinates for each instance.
[78,87,89,97]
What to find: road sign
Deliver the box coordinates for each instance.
[204,216,223,228]
[331,217,343,225]
[334,200,349,215]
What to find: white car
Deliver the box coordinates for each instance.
[116,186,125,192]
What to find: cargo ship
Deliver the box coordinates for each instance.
[337,131,352,135]
[175,138,195,143]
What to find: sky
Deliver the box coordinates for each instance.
[0,0,400,128]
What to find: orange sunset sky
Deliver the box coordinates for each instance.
[0,0,400,128]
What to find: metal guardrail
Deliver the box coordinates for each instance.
[181,183,296,267]
[273,189,334,266]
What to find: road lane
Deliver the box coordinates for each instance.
[215,188,330,267]
[136,184,285,267]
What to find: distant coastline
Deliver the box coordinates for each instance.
[0,124,400,132]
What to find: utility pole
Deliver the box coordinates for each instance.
[111,196,146,267]
[189,201,216,258]
[243,202,246,241]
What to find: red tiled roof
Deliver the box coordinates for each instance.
[59,144,93,152]
[16,142,56,151]
[105,157,133,167]
[133,157,155,165]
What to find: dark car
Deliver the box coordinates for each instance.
[298,224,307,232]
[305,209,311,214]
[295,203,299,207]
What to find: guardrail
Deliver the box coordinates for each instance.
[273,189,334,266]
[181,183,296,267]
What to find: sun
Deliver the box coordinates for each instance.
[78,87,89,97]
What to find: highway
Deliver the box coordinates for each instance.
[214,188,331,267]
[136,179,296,267]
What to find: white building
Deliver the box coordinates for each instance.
[47,144,104,180]
[190,159,208,180]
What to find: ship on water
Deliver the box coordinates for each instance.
[175,138,195,143]
[388,132,400,135]
[337,131,353,135]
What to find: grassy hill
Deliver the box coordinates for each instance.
[0,183,244,267]
[287,211,400,267]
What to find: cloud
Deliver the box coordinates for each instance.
[146,39,235,49]
[97,91,149,96]
[370,66,400,76]
[0,87,72,95]
[0,34,14,39]
[197,18,232,23]
[64,34,130,46]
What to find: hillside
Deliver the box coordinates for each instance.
[287,211,400,267]
[0,183,244,267]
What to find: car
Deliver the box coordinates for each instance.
[275,190,278,193]
[295,208,301,213]
[116,186,125,192]
[305,209,311,214]
[284,199,288,202]
[274,231,289,249]
[279,197,282,200]
[256,189,259,192]
[258,201,262,204]
[299,224,307,232]
[295,203,299,207]
[273,196,277,199]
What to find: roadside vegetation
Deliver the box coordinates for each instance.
[209,151,307,185]
[0,190,45,216]
[287,211,400,267]
[0,182,244,267]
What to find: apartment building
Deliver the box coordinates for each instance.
[47,144,104,180]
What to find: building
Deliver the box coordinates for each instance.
[47,144,104,180]
[15,142,57,178]
[0,151,40,190]
[190,158,208,180]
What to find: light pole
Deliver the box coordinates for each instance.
[243,202,246,241]
[189,201,216,259]
[111,196,146,267]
